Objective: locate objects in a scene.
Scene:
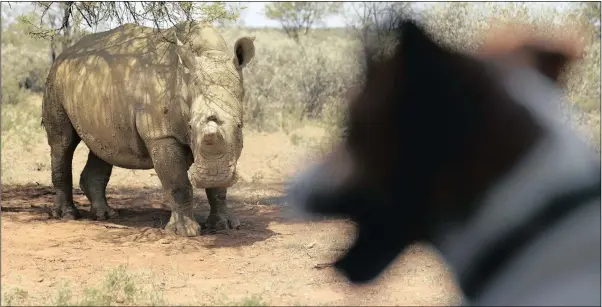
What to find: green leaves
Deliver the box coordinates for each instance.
[20,2,242,41]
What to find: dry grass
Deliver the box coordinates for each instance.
[1,263,273,306]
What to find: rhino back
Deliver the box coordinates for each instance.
[172,21,229,55]
[48,24,190,169]
[63,22,230,60]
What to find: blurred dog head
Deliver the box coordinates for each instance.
[286,19,585,284]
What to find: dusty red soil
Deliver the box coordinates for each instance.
[1,97,461,305]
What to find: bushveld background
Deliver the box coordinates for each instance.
[1,2,600,306]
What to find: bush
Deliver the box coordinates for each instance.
[1,77,27,105]
[1,11,52,105]
[2,3,599,151]
[219,4,600,151]
[221,27,361,134]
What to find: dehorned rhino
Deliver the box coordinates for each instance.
[41,21,255,236]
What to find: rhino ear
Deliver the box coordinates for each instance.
[233,36,255,69]
[175,36,198,71]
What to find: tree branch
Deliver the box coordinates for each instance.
[73,2,93,28]
[124,2,139,24]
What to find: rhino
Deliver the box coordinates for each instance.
[41,21,255,236]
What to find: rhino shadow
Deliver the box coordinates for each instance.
[1,183,309,249]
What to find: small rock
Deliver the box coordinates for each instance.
[37,277,44,282]
[306,241,316,249]
[158,238,171,244]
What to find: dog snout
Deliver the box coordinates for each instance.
[286,155,354,215]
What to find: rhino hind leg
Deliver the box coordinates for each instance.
[79,151,118,221]
[205,188,240,231]
[150,138,202,237]
[44,103,81,220]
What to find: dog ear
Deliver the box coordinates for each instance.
[386,19,463,95]
[478,22,586,82]
[524,41,584,82]
[394,20,451,72]
[398,20,445,57]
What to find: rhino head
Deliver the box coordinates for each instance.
[175,35,255,189]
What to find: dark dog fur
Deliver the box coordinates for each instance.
[287,19,599,304]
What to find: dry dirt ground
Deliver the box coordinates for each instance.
[1,96,461,306]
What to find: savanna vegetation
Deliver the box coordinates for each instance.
[3,2,600,152]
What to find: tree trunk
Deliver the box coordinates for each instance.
[50,37,57,64]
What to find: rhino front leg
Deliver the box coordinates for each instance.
[205,188,240,230]
[79,151,118,221]
[150,139,201,237]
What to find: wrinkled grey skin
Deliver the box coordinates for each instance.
[41,21,255,236]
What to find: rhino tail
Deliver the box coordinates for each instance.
[41,83,50,131]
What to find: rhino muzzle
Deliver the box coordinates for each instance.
[189,123,240,189]
[189,152,239,188]
[188,106,243,189]
[201,121,221,146]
